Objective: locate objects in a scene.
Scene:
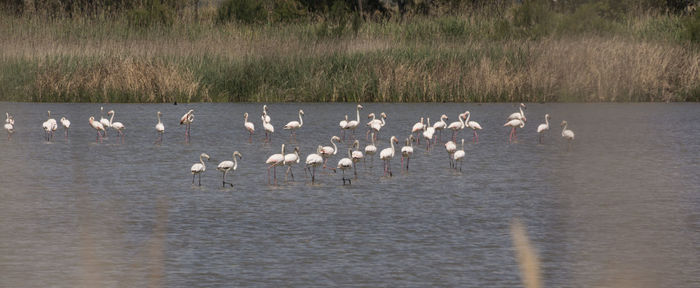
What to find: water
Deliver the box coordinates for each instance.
[0,102,698,287]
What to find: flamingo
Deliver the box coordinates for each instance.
[453,139,466,171]
[190,153,210,186]
[345,104,363,140]
[537,114,551,144]
[320,136,340,168]
[217,151,242,187]
[180,109,194,142]
[99,107,111,136]
[379,136,398,177]
[107,110,125,142]
[411,117,425,144]
[507,103,527,122]
[465,111,482,143]
[561,120,575,151]
[4,113,14,140]
[504,119,525,143]
[364,132,377,168]
[433,114,448,143]
[262,114,274,143]
[266,144,285,185]
[262,105,271,124]
[305,145,324,183]
[445,140,457,168]
[88,116,105,143]
[351,140,363,177]
[283,146,300,181]
[423,118,435,150]
[339,114,349,140]
[401,135,414,170]
[366,112,386,141]
[60,117,70,138]
[42,110,57,141]
[336,148,354,185]
[155,111,165,145]
[244,112,255,143]
[283,109,304,142]
[447,112,466,142]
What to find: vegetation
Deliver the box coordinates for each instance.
[0,0,699,103]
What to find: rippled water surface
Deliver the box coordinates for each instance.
[0,102,699,287]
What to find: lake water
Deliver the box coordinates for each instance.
[0,102,698,287]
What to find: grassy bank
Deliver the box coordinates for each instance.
[1,7,699,102]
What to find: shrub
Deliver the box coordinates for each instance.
[127,3,174,28]
[272,0,307,23]
[558,2,617,35]
[511,0,555,38]
[217,0,267,24]
[682,11,700,43]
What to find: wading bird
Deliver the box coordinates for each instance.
[320,136,340,169]
[351,140,363,177]
[339,114,349,140]
[401,135,414,170]
[42,110,57,141]
[180,109,194,143]
[561,120,575,151]
[155,111,164,145]
[266,144,285,185]
[379,136,398,177]
[345,104,363,140]
[453,139,466,171]
[262,114,274,143]
[88,116,105,143]
[445,140,457,168]
[337,148,354,185]
[283,146,300,181]
[60,117,70,138]
[4,113,14,140]
[508,103,527,122]
[364,132,377,168]
[107,110,125,142]
[433,114,448,143]
[447,112,466,142]
[423,118,435,151]
[243,112,254,143]
[411,117,425,144]
[190,153,210,186]
[217,151,242,187]
[305,145,324,183]
[283,109,304,142]
[504,119,525,143]
[537,114,551,144]
[366,112,386,141]
[100,107,111,136]
[465,111,482,143]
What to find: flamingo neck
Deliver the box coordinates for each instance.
[459,114,465,128]
[545,116,549,128]
[281,144,286,155]
[465,113,470,124]
[298,111,303,127]
[331,138,337,155]
[380,116,385,127]
[356,107,360,122]
[233,155,238,170]
[461,139,465,150]
[109,112,114,125]
[390,137,395,153]
[199,156,205,166]
[519,106,524,117]
[157,114,162,124]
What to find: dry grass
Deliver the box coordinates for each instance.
[511,219,541,288]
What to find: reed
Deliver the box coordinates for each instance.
[0,10,698,103]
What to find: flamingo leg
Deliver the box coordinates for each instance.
[198,173,201,186]
[406,157,410,170]
[192,174,195,184]
[290,167,294,181]
[473,130,477,143]
[388,159,392,177]
[312,166,316,183]
[274,166,277,185]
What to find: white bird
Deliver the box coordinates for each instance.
[445,140,457,168]
[262,114,274,143]
[99,106,111,135]
[561,120,575,151]
[336,148,354,185]
[283,109,304,142]
[366,112,386,141]
[433,114,448,143]
[283,146,301,181]
[423,118,435,150]
[107,110,125,142]
[155,111,165,145]
[60,117,70,138]
[266,143,285,185]
[411,117,425,144]
[190,153,210,186]
[4,113,14,140]
[339,114,349,140]
[504,119,525,143]
[537,114,551,144]
[453,139,466,171]
[364,132,377,168]
[243,112,255,143]
[217,151,242,187]
[305,145,324,183]
[508,103,527,122]
[379,136,398,177]
[345,104,363,139]
[88,116,105,143]
[351,140,364,177]
[42,110,57,141]
[180,109,194,142]
[262,105,271,124]
[401,135,414,170]
[447,112,466,142]
[464,111,482,143]
[320,136,340,168]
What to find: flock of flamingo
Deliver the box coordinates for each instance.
[3,103,576,187]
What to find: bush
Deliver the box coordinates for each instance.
[272,0,307,23]
[558,2,616,35]
[217,0,267,24]
[511,0,555,38]
[682,11,700,43]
